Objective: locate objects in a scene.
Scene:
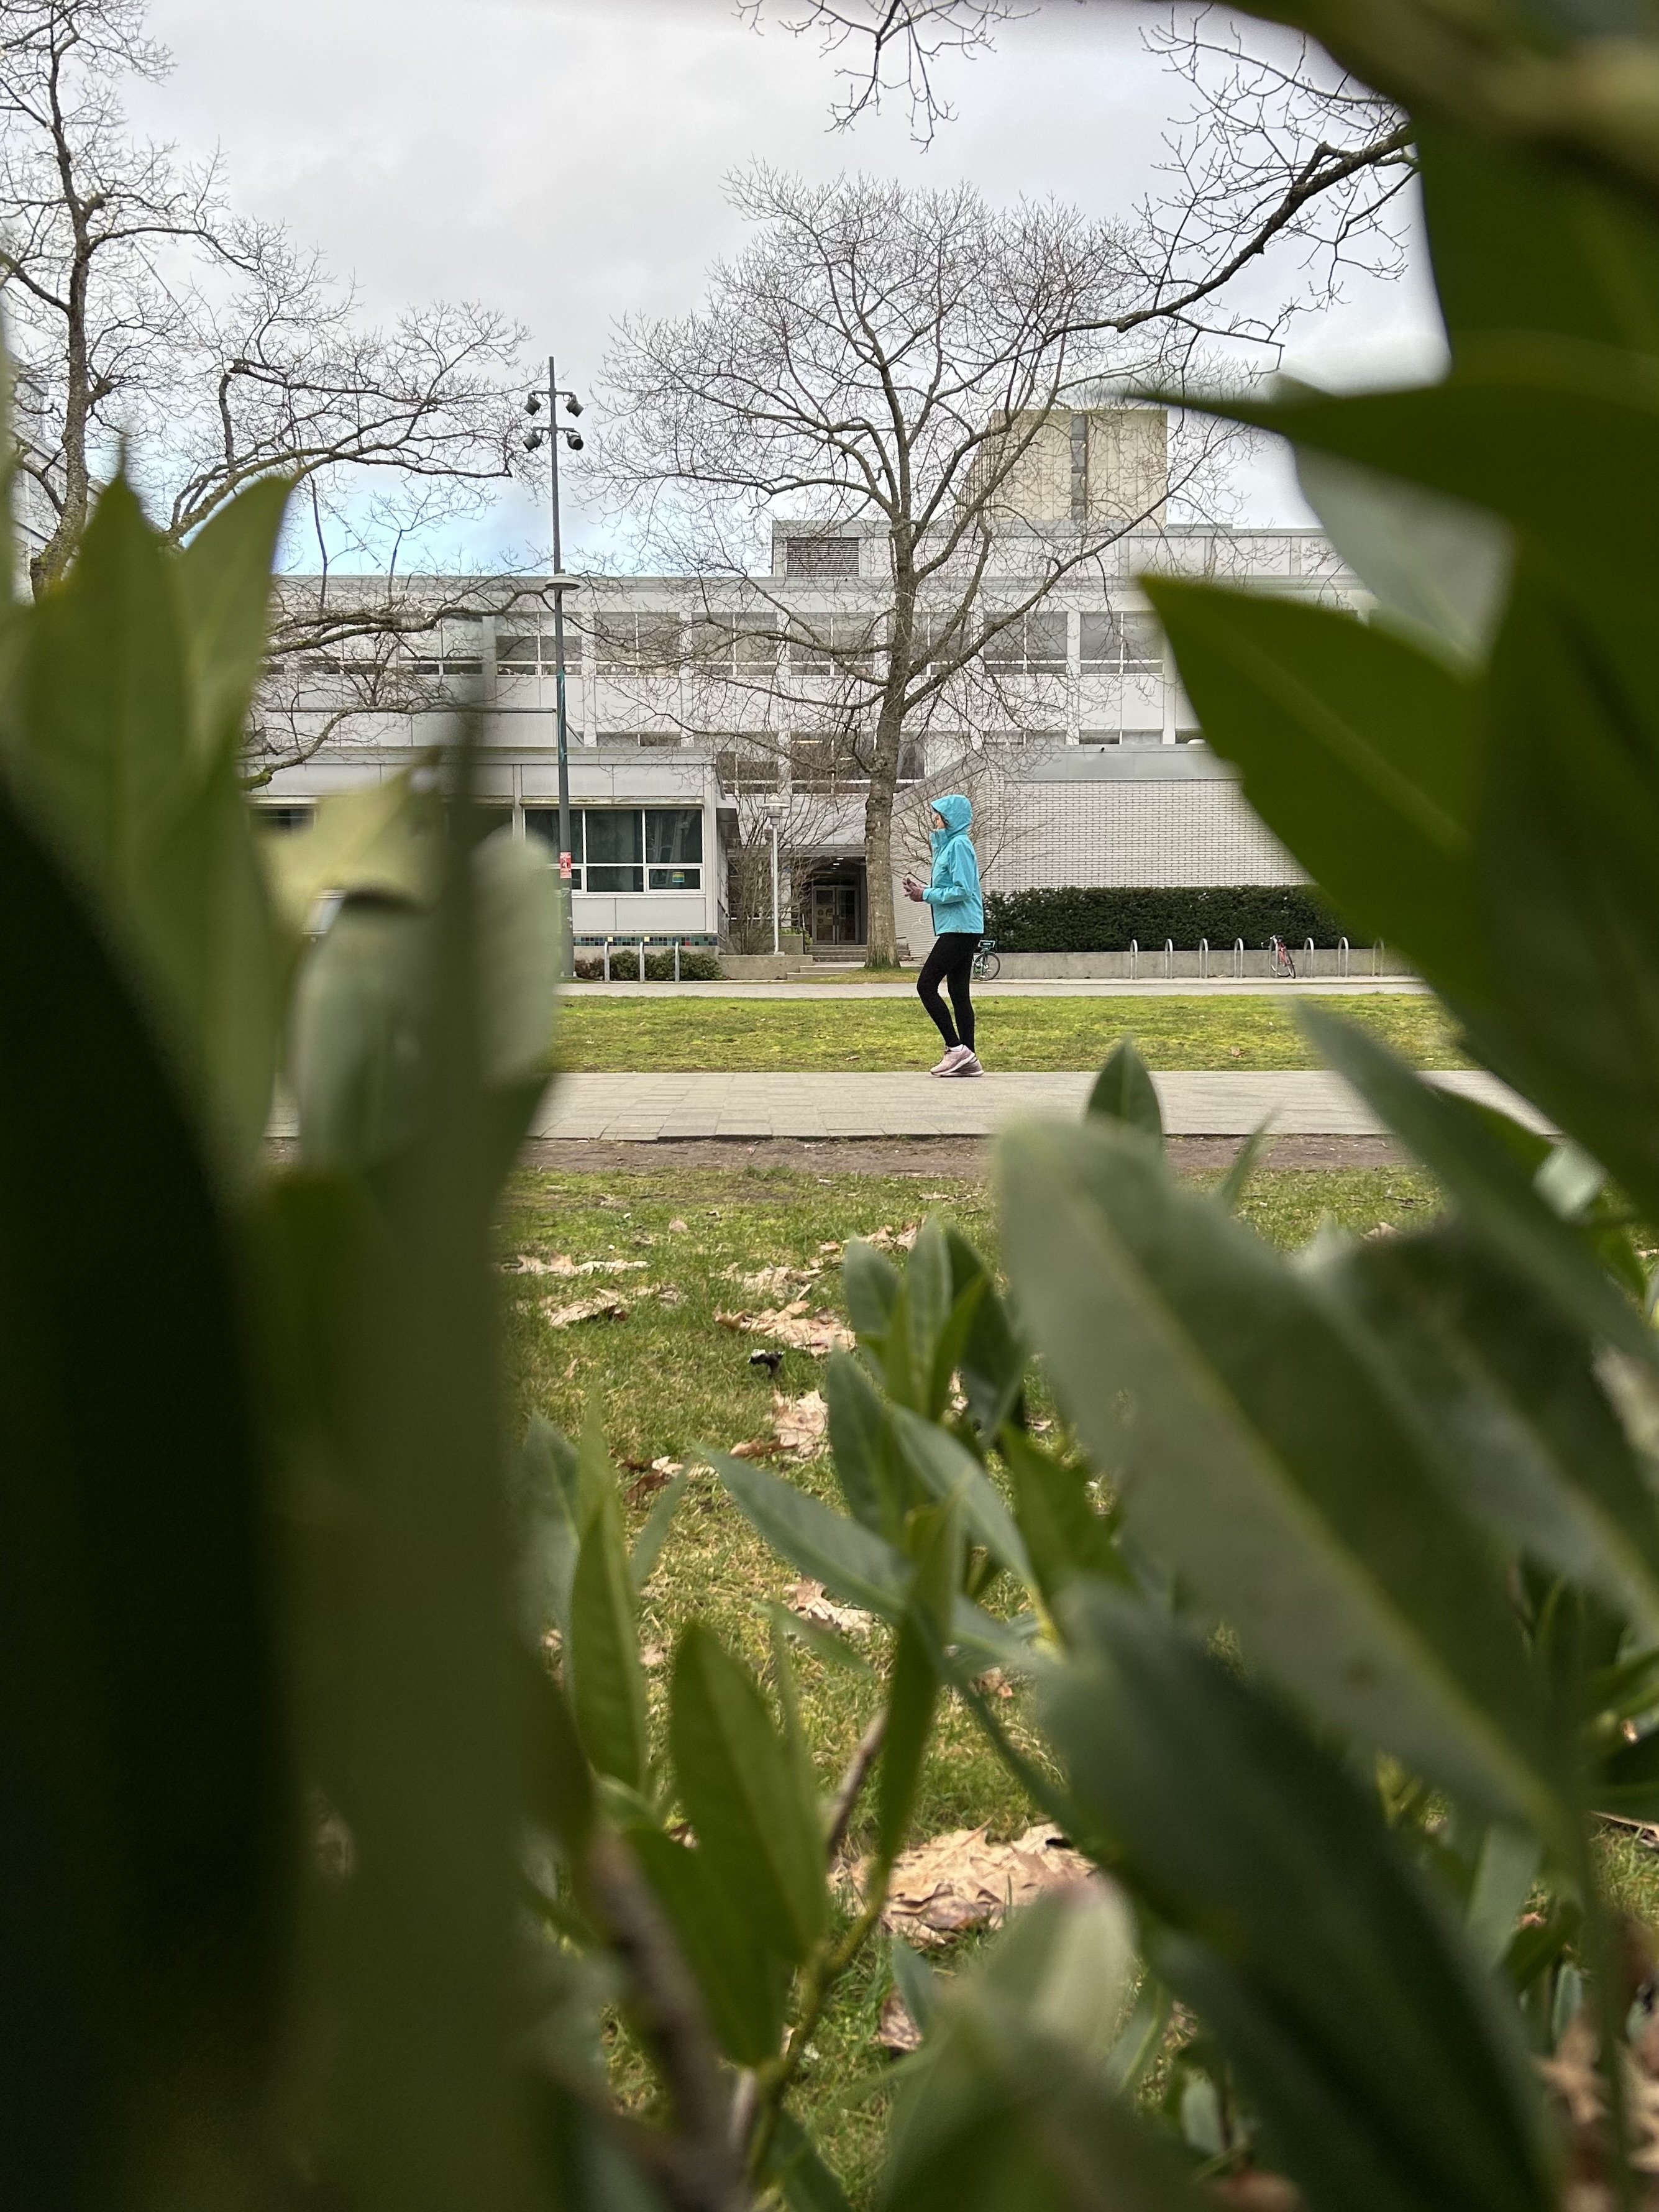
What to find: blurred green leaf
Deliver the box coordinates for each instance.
[0,477,284,1182]
[567,1485,649,1792]
[881,1890,1192,2212]
[764,2110,856,2212]
[877,1506,959,1865]
[1302,1008,1659,1373]
[889,1405,1032,1588]
[522,1655,595,1864]
[1323,1223,1659,1637]
[1293,442,1513,666]
[628,1825,788,2067]
[711,1448,911,1616]
[263,772,440,936]
[0,780,283,2212]
[176,475,291,757]
[844,1237,901,1347]
[1416,119,1659,358]
[669,1624,827,1966]
[1465,1826,1542,1972]
[1143,580,1485,1002]
[1468,564,1659,1228]
[290,898,427,1172]
[319,782,529,2212]
[825,1347,895,1537]
[999,1117,1568,1834]
[1046,1589,1556,2212]
[513,1415,583,1643]
[1215,1119,1273,1212]
[761,1598,877,1681]
[947,1229,1027,1440]
[1087,1039,1163,1144]
[628,1473,688,1596]
[1002,1428,1127,1616]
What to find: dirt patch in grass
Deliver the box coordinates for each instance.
[518,1133,1411,1176]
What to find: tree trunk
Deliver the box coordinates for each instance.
[863,692,907,968]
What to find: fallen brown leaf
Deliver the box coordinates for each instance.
[772,1389,828,1456]
[869,1823,1102,1948]
[716,1301,854,1356]
[729,1438,777,1461]
[668,1217,688,1233]
[877,1988,924,2055]
[624,1456,683,1506]
[788,1576,875,1637]
[542,1295,630,1329]
[506,1253,646,1277]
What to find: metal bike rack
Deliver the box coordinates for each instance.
[1304,937,1315,978]
[1338,936,1350,979]
[1233,938,1244,979]
[602,938,611,982]
[1129,938,1138,980]
[638,937,648,982]
[1164,938,1174,979]
[1199,936,1209,979]
[673,939,681,983]
[1372,941,1384,976]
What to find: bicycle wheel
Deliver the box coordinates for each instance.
[979,951,1000,981]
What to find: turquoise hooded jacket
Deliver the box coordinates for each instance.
[922,792,984,936]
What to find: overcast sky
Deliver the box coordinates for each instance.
[131,0,1445,569]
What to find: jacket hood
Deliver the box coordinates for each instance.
[931,793,972,834]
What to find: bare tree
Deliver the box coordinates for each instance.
[0,0,532,770]
[593,168,1246,965]
[746,2,1414,305]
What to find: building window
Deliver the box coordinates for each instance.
[526,807,704,894]
[981,610,1068,673]
[646,808,703,889]
[688,615,780,674]
[716,743,782,792]
[789,613,879,672]
[594,613,681,668]
[1080,610,1163,672]
[498,632,562,674]
[409,616,485,677]
[584,808,644,892]
[525,808,586,887]
[785,535,859,579]
[258,804,315,832]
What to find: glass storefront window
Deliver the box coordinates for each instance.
[645,808,702,889]
[585,808,644,892]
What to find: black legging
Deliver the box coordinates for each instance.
[917,931,977,1052]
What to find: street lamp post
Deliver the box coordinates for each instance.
[524,356,585,980]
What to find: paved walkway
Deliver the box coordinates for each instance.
[529,1067,1546,1142]
[571,978,1425,1001]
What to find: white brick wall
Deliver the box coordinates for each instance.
[990,779,1304,891]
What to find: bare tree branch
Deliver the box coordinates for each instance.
[0,0,537,782]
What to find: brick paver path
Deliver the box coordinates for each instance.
[528,1067,1545,1143]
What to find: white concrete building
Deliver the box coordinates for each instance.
[259,411,1361,954]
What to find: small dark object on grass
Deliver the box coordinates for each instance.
[749,1347,784,1376]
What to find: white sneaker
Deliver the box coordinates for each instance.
[943,1051,984,1078]
[931,1044,971,1076]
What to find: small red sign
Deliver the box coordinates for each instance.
[559,851,572,880]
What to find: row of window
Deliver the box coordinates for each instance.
[524,807,704,893]
[496,608,1164,675]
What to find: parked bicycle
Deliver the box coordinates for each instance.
[1266,934,1297,981]
[972,936,1001,982]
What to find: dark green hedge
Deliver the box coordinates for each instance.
[982,885,1355,952]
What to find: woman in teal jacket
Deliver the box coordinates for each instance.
[903,792,985,1076]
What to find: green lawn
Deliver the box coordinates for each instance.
[551,990,1466,1072]
[499,1157,1445,2191]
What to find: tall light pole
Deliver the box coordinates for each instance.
[524,356,584,980]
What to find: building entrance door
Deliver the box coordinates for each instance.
[808,877,861,947]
